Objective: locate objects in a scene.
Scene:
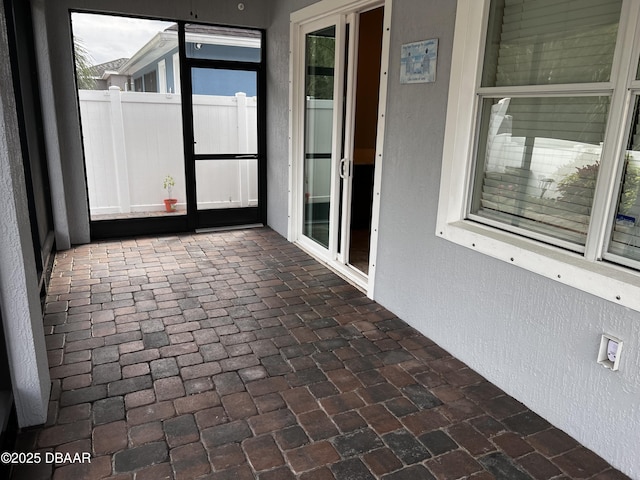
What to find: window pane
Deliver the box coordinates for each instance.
[470,96,610,246]
[185,24,261,62]
[303,26,336,249]
[143,71,158,92]
[482,0,622,87]
[72,13,186,221]
[609,96,640,262]
[191,69,258,155]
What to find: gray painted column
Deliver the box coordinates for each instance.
[0,2,51,427]
[30,0,73,249]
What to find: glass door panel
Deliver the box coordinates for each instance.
[304,25,337,249]
[184,24,263,228]
[195,159,258,210]
[192,69,258,155]
[191,66,259,215]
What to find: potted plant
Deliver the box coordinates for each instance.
[163,175,178,212]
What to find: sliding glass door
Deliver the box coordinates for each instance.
[300,15,361,267]
[293,3,388,292]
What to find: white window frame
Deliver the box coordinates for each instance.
[436,0,640,312]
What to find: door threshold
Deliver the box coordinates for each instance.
[196,223,264,234]
[335,262,368,294]
[294,239,370,296]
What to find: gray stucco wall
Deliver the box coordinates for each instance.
[0,1,50,427]
[265,1,291,235]
[265,0,317,235]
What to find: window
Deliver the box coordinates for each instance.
[143,71,158,92]
[437,0,640,311]
[471,96,610,248]
[608,96,640,265]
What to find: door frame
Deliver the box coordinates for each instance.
[179,23,267,231]
[288,0,392,298]
[84,18,267,239]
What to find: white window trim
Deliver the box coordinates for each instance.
[436,0,640,312]
[158,59,167,94]
[172,53,181,94]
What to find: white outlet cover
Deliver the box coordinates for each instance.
[598,334,623,371]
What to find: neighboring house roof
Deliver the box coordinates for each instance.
[119,31,178,76]
[90,58,129,79]
[119,24,260,77]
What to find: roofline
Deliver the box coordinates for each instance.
[120,31,177,74]
[119,29,261,75]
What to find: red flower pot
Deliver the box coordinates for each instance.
[164,198,178,212]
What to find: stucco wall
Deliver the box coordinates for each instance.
[373,0,640,476]
[265,0,317,235]
[0,1,50,427]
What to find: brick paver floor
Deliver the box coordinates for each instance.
[10,228,629,479]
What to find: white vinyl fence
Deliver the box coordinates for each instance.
[79,87,259,216]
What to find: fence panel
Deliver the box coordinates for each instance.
[78,88,261,216]
[79,91,119,213]
[119,92,186,212]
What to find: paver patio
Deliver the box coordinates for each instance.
[10,228,629,479]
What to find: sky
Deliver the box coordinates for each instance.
[71,13,174,65]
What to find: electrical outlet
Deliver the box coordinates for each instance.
[598,334,622,371]
[607,339,619,362]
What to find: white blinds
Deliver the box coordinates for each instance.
[473,97,609,245]
[609,98,640,262]
[483,0,622,87]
